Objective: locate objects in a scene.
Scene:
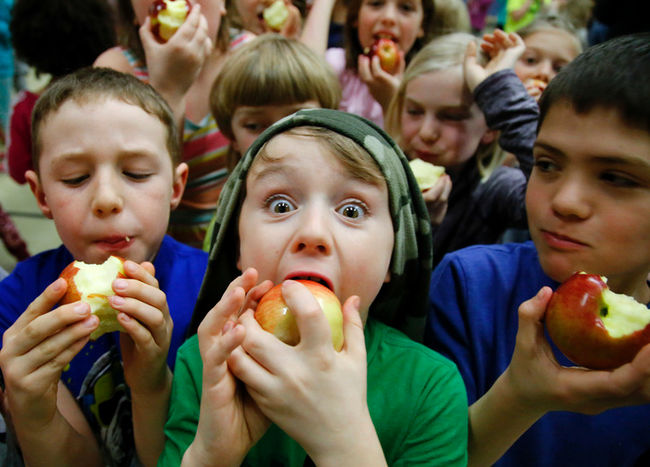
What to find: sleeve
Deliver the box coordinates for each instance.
[473,69,538,177]
[7,94,34,185]
[395,361,468,466]
[158,340,203,466]
[325,47,346,77]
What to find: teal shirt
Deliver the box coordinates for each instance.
[160,319,468,466]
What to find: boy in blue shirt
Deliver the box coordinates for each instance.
[0,67,208,466]
[425,33,650,466]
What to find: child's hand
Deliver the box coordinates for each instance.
[504,287,650,415]
[422,174,452,227]
[464,30,525,93]
[358,52,405,112]
[138,4,213,106]
[184,268,272,466]
[0,278,98,431]
[109,260,173,397]
[229,281,386,465]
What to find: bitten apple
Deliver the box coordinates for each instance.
[149,0,191,42]
[545,272,650,370]
[409,158,445,191]
[367,38,399,74]
[255,280,344,351]
[59,256,127,341]
[263,0,289,31]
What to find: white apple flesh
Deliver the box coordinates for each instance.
[255,280,344,351]
[409,158,445,191]
[59,256,126,340]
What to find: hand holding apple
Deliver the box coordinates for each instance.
[366,38,400,74]
[59,256,127,340]
[255,280,344,351]
[149,0,191,42]
[545,272,650,370]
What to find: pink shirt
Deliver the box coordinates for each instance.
[326,48,384,127]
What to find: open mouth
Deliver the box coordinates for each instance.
[285,274,333,291]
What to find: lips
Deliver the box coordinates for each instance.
[95,235,133,251]
[541,230,589,250]
[284,271,334,292]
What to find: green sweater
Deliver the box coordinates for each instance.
[159,319,468,466]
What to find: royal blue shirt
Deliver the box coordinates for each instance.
[425,241,650,466]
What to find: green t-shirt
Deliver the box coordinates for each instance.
[159,319,468,466]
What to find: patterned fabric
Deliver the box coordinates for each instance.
[192,108,433,341]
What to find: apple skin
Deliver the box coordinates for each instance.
[545,272,650,370]
[255,280,344,351]
[367,38,399,74]
[59,256,127,341]
[149,0,191,43]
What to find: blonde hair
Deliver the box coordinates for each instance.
[430,0,471,37]
[210,34,341,142]
[385,32,501,179]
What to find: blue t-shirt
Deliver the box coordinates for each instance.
[425,241,650,466]
[0,235,208,465]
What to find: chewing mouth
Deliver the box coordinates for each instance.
[287,275,332,291]
[374,33,396,41]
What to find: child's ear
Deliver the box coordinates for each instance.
[170,162,189,210]
[25,170,53,219]
[481,129,497,145]
[384,269,391,283]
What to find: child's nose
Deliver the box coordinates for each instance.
[91,176,124,217]
[380,3,398,24]
[418,115,440,142]
[550,177,592,220]
[533,60,553,82]
[291,206,331,255]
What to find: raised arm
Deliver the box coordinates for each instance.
[300,0,337,54]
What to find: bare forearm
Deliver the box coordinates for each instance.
[468,372,545,467]
[132,369,173,467]
[300,0,337,53]
[15,412,102,467]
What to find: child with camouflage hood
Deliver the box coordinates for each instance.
[159,108,468,466]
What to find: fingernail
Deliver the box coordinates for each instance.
[111,295,125,307]
[75,302,89,315]
[113,279,128,291]
[222,320,234,334]
[84,316,98,327]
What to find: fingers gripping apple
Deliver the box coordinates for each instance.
[409,158,445,191]
[545,272,650,370]
[59,256,127,340]
[150,0,191,42]
[255,280,344,351]
[366,38,400,74]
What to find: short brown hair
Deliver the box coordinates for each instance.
[31,67,181,172]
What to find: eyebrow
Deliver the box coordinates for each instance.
[534,141,650,169]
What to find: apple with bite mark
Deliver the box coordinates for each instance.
[255,280,344,351]
[149,0,191,43]
[366,38,399,74]
[263,0,289,31]
[409,158,446,191]
[545,272,650,370]
[59,256,127,341]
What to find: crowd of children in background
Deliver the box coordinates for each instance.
[0,0,649,465]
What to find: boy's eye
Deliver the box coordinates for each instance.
[243,122,266,132]
[439,110,469,121]
[124,171,151,180]
[62,175,89,185]
[405,105,423,116]
[337,202,367,219]
[600,171,641,188]
[267,196,295,214]
[532,157,559,173]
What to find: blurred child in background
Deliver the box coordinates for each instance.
[385,31,538,266]
[301,0,436,126]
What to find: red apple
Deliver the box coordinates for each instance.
[59,256,127,341]
[367,38,399,74]
[255,280,344,351]
[149,0,191,43]
[545,272,650,370]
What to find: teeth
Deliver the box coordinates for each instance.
[125,236,130,243]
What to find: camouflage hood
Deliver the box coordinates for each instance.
[190,109,432,341]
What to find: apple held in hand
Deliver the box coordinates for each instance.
[263,0,289,31]
[409,158,445,191]
[367,38,399,74]
[545,272,650,370]
[255,280,344,351]
[150,0,191,42]
[59,256,127,341]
